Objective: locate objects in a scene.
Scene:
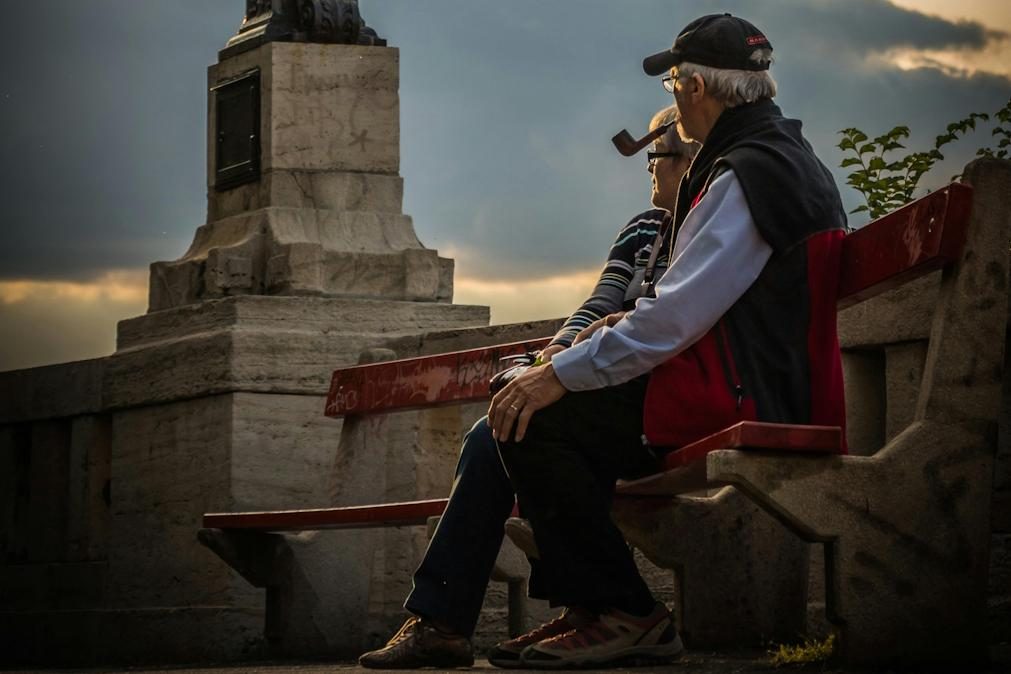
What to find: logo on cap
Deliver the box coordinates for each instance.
[746,35,768,46]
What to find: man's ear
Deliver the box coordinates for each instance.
[689,73,706,103]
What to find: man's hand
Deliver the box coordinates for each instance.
[573,311,626,345]
[489,363,567,443]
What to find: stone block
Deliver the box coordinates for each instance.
[67,415,111,562]
[0,358,104,424]
[230,393,337,510]
[0,560,106,610]
[150,207,456,309]
[207,43,399,182]
[613,487,809,648]
[208,170,404,222]
[0,606,264,667]
[111,296,489,409]
[710,420,996,664]
[884,341,927,443]
[841,350,885,456]
[27,421,72,563]
[994,491,1011,533]
[266,44,400,174]
[105,395,253,608]
[837,273,939,348]
[0,423,31,564]
[991,534,1011,599]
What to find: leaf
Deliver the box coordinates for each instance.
[850,205,869,214]
[858,143,878,155]
[840,157,863,168]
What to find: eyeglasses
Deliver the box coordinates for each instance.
[661,74,680,94]
[647,151,679,171]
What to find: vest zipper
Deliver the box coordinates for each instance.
[713,321,745,410]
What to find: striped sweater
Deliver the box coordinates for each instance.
[549,208,671,348]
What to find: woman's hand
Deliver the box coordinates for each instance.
[538,344,566,362]
[573,311,626,345]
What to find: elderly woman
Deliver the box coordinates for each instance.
[359,106,697,670]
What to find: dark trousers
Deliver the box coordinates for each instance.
[405,416,547,637]
[497,376,659,610]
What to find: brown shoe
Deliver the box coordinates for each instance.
[487,607,594,669]
[358,616,474,669]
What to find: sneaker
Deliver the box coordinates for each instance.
[487,608,594,668]
[358,616,474,669]
[520,602,683,669]
[504,517,540,559]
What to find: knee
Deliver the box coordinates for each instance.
[457,416,507,476]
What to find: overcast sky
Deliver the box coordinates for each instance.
[1,1,1009,370]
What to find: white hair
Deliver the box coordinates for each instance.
[649,105,699,157]
[675,49,777,108]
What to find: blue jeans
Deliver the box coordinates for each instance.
[404,415,536,637]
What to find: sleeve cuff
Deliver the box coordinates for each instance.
[549,338,606,391]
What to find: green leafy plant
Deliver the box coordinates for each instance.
[838,96,1011,220]
[768,633,836,667]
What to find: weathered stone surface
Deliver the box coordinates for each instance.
[108,295,488,409]
[837,273,938,348]
[709,421,994,664]
[994,491,1011,533]
[0,560,107,610]
[840,350,884,457]
[231,393,338,510]
[884,341,927,443]
[151,43,447,311]
[207,43,399,181]
[0,606,264,667]
[209,171,404,223]
[67,415,111,562]
[613,487,809,648]
[105,395,250,608]
[0,358,104,423]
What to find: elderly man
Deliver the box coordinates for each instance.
[489,13,847,669]
[357,109,697,669]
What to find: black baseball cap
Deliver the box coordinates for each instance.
[643,13,773,76]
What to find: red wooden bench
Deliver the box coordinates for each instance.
[200,183,972,649]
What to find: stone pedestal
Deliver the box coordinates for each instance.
[150,43,454,310]
[0,36,492,665]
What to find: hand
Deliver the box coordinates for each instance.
[538,344,566,362]
[573,311,626,345]
[489,363,567,443]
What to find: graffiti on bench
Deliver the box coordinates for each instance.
[325,337,552,417]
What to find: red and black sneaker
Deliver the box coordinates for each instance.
[487,607,594,669]
[520,602,683,669]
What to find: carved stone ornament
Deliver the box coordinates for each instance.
[223,0,386,58]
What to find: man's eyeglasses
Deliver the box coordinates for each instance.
[647,151,678,171]
[661,74,679,94]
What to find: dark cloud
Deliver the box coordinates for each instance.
[0,0,1008,285]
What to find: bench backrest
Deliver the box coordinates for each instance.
[325,184,973,418]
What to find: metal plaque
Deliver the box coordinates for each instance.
[213,70,261,191]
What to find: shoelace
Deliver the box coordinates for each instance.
[385,616,421,646]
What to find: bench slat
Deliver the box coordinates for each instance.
[203,498,450,532]
[615,421,843,496]
[837,183,972,308]
[325,338,551,418]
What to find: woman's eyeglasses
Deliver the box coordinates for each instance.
[647,151,678,171]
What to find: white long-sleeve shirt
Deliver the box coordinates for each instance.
[551,169,774,391]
